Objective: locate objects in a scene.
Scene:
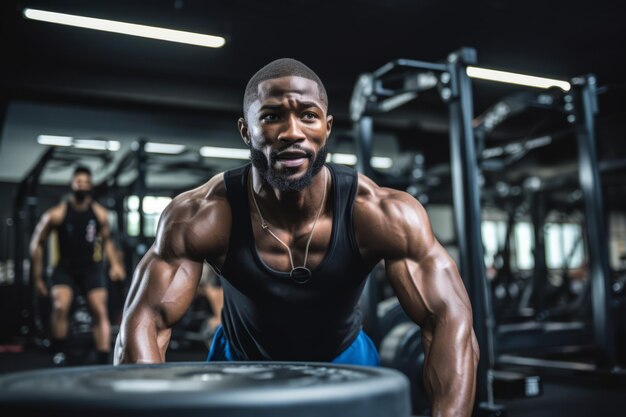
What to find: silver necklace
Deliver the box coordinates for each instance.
[249,169,328,284]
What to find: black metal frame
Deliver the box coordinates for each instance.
[351,48,498,412]
[444,49,497,409]
[351,48,621,414]
[570,75,615,364]
[471,73,616,367]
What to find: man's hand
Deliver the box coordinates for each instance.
[109,263,126,281]
[35,278,48,297]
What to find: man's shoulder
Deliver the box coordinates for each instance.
[91,201,109,222]
[159,173,231,238]
[46,202,67,225]
[353,173,433,258]
[156,173,230,261]
[168,173,228,217]
[354,173,419,217]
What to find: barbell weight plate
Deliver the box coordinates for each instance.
[0,362,411,417]
[377,297,411,344]
[380,322,430,416]
[359,272,382,347]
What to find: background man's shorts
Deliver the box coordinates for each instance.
[49,264,106,294]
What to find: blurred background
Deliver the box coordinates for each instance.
[0,1,625,416]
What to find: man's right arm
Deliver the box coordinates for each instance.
[29,209,56,297]
[114,179,230,364]
[114,246,204,363]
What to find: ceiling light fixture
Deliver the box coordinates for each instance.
[467,66,571,91]
[37,135,120,151]
[371,156,394,169]
[23,8,226,48]
[73,139,121,151]
[37,135,73,147]
[328,153,358,165]
[144,142,186,154]
[199,146,249,159]
[327,154,394,169]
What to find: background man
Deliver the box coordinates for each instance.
[31,166,125,365]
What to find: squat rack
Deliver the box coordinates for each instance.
[350,47,615,414]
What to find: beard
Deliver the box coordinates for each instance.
[249,143,329,192]
[73,190,90,203]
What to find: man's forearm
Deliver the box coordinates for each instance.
[423,319,478,417]
[31,245,44,281]
[114,314,169,364]
[104,240,123,269]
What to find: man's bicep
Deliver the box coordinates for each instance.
[92,205,114,243]
[385,241,471,328]
[30,211,53,252]
[125,247,203,328]
[417,244,471,317]
[384,257,431,326]
[126,186,228,324]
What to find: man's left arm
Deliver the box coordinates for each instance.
[380,194,479,417]
[95,205,126,281]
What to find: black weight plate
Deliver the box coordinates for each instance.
[377,297,411,343]
[0,362,411,417]
[380,322,430,416]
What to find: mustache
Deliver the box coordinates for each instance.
[270,145,314,161]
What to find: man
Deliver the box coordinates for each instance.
[115,59,479,416]
[31,166,126,365]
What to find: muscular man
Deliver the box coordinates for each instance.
[31,166,125,365]
[115,59,479,416]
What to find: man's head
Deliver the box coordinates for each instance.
[71,166,92,202]
[243,58,328,119]
[239,58,332,192]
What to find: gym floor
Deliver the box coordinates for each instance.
[1,347,624,417]
[504,378,626,417]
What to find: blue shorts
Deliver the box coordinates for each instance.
[207,326,380,366]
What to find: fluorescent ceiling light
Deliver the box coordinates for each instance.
[200,146,249,159]
[23,8,226,48]
[73,139,120,151]
[329,153,358,165]
[467,66,571,91]
[371,157,393,169]
[145,142,186,154]
[37,135,73,146]
[37,135,120,151]
[327,153,393,169]
[142,196,172,214]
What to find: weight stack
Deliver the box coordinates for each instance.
[0,362,411,417]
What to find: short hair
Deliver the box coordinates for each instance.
[73,165,92,177]
[243,58,328,117]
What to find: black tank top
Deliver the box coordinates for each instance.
[57,202,102,269]
[218,163,371,361]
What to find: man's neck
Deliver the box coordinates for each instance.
[70,196,92,211]
[250,167,328,230]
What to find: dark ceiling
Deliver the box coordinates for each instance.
[2,0,624,111]
[0,0,625,186]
